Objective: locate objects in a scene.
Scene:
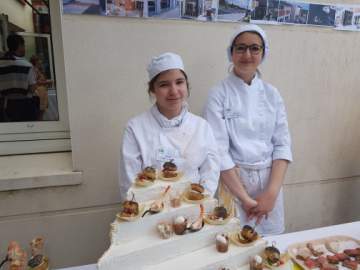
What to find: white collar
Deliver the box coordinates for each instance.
[151,103,188,128]
[230,71,260,86]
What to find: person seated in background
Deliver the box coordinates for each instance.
[0,34,38,122]
[30,55,53,120]
[119,52,220,201]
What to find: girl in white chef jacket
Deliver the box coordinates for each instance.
[204,25,293,235]
[120,52,219,201]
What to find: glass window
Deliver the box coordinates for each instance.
[0,0,70,155]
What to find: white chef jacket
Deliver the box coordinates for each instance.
[203,72,292,170]
[119,105,220,201]
[203,72,292,235]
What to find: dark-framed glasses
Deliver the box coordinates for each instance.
[233,44,263,55]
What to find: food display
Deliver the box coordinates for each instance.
[135,166,157,187]
[98,178,268,270]
[288,235,360,270]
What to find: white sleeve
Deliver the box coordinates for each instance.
[119,122,142,201]
[28,66,36,86]
[203,88,235,171]
[271,95,293,162]
[198,122,220,196]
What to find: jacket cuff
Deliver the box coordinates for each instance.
[272,147,293,162]
[220,153,236,171]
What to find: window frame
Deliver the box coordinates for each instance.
[0,0,71,155]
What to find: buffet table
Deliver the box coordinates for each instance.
[56,221,360,270]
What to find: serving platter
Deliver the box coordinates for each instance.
[287,235,360,270]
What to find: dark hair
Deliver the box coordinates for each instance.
[147,70,190,97]
[7,34,25,52]
[230,31,265,59]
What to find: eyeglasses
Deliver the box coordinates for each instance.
[232,44,263,55]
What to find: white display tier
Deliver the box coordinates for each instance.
[98,218,243,270]
[112,198,217,243]
[127,177,190,202]
[143,238,267,270]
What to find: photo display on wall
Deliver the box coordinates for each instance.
[62,0,360,31]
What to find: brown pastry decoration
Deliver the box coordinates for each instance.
[264,245,281,266]
[162,160,178,178]
[187,183,205,201]
[238,225,259,244]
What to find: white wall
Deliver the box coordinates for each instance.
[0,1,360,267]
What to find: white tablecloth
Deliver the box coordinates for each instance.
[56,221,360,270]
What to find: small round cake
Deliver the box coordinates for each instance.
[173,216,187,235]
[215,233,229,253]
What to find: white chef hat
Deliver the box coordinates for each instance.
[227,24,269,63]
[147,52,185,81]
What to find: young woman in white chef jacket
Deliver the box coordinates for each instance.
[120,52,219,201]
[203,25,293,235]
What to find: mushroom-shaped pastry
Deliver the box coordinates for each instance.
[264,245,281,265]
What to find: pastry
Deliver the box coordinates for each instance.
[216,233,229,253]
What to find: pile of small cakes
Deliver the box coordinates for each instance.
[157,204,205,239]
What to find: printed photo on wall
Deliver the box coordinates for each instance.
[146,0,182,19]
[178,0,217,21]
[307,4,336,26]
[217,0,250,22]
[250,0,280,24]
[334,5,360,31]
[106,0,144,17]
[277,1,309,24]
[197,0,218,21]
[63,0,107,15]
